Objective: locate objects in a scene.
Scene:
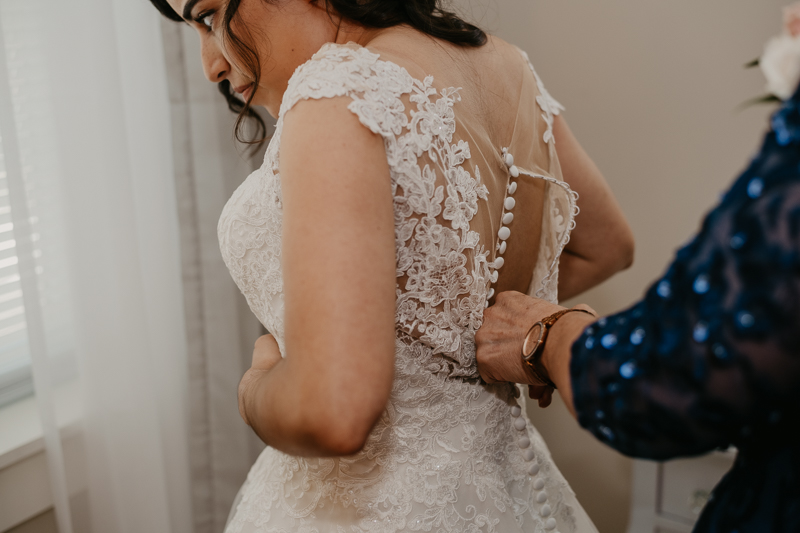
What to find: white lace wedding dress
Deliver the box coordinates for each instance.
[218,35,598,533]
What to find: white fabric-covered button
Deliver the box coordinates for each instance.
[513,417,526,431]
[541,505,552,517]
[510,165,520,178]
[536,492,548,504]
[527,463,540,476]
[504,197,516,210]
[508,181,518,195]
[545,517,557,530]
[523,449,535,461]
[485,300,489,308]
[498,226,511,241]
[491,270,499,283]
[488,288,495,299]
[502,212,514,224]
[510,405,522,417]
[533,478,545,490]
[504,153,514,167]
[518,436,530,449]
[494,257,505,269]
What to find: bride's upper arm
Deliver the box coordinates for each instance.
[278,96,397,443]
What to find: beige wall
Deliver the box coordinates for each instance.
[453,0,788,531]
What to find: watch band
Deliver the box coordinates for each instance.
[521,308,596,389]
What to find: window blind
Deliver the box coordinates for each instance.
[0,0,77,408]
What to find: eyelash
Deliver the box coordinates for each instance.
[196,10,215,31]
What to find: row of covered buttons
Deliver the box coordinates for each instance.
[511,403,559,531]
[486,148,520,307]
[493,149,558,531]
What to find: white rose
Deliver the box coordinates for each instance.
[760,34,800,100]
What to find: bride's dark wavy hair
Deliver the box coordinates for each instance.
[150,0,487,147]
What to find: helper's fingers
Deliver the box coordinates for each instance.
[537,387,554,408]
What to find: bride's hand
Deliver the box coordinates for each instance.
[238,334,283,425]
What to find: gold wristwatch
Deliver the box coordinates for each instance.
[521,308,596,389]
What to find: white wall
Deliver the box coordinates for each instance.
[453,0,788,531]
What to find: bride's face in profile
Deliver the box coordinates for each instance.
[168,0,343,117]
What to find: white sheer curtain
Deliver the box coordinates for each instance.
[0,0,193,531]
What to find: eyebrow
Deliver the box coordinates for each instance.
[182,0,202,21]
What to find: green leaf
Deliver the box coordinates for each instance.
[737,94,782,111]
[744,58,760,69]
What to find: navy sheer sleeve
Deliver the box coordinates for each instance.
[570,93,800,462]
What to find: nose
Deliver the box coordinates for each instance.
[200,37,230,83]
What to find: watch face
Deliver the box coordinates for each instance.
[522,322,545,359]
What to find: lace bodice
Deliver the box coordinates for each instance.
[219,39,594,533]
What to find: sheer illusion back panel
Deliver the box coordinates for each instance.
[370,33,563,307]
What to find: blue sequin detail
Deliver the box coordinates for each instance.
[730,232,746,250]
[566,86,800,532]
[601,334,618,349]
[619,360,637,379]
[656,280,672,298]
[772,99,800,146]
[597,317,608,327]
[693,274,710,294]
[747,178,764,199]
[585,336,596,349]
[595,409,605,420]
[599,425,615,441]
[693,322,709,343]
[630,328,646,345]
[737,311,755,328]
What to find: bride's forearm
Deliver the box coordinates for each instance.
[244,358,375,457]
[243,360,312,456]
[558,250,631,301]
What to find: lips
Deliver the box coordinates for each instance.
[234,83,254,101]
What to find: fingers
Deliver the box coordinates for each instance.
[252,334,282,370]
[538,388,553,408]
[528,385,554,408]
[254,333,277,350]
[528,384,548,399]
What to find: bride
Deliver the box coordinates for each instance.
[152,0,634,531]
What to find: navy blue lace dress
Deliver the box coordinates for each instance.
[570,86,800,531]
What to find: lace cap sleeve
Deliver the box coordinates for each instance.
[516,48,564,145]
[279,43,414,139]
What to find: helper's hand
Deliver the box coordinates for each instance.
[476,292,562,404]
[476,291,595,408]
